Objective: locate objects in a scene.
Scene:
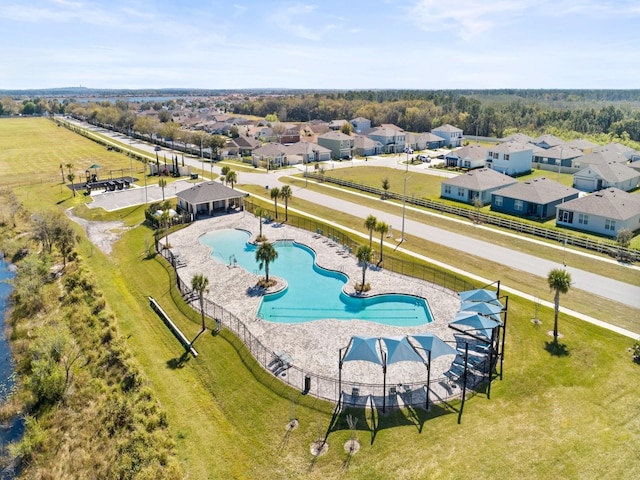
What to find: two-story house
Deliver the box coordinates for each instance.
[431,124,463,148]
[317,131,355,159]
[486,141,533,176]
[367,127,406,153]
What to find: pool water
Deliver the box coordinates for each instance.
[200,229,432,326]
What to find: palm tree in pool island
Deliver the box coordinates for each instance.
[191,273,210,332]
[356,245,373,293]
[547,268,572,342]
[256,241,278,286]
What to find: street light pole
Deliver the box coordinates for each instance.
[557,146,563,179]
[305,159,308,187]
[401,175,412,242]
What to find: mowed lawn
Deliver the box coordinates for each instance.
[0,117,147,188]
[3,118,640,479]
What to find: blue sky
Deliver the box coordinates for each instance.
[2,0,640,90]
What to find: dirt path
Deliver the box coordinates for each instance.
[66,208,127,255]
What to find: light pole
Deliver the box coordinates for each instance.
[305,159,308,187]
[401,175,412,242]
[557,146,563,179]
[405,147,409,172]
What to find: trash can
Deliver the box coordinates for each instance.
[303,375,311,394]
[191,173,198,180]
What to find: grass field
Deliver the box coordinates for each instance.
[3,118,640,479]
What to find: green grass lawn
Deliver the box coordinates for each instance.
[4,118,640,479]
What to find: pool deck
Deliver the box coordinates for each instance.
[169,212,465,398]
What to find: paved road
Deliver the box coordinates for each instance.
[68,119,640,310]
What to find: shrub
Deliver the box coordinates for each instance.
[633,342,640,364]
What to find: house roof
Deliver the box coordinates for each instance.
[380,123,404,131]
[432,123,463,133]
[423,132,447,143]
[576,150,629,165]
[502,133,533,143]
[351,116,370,123]
[531,134,564,148]
[575,162,640,184]
[566,138,599,151]
[285,141,331,155]
[253,142,288,156]
[541,145,584,160]
[490,140,533,154]
[229,136,261,149]
[446,144,489,161]
[367,127,403,138]
[354,135,383,149]
[492,177,580,204]
[558,188,640,220]
[593,142,633,155]
[177,181,248,205]
[318,131,353,141]
[443,168,518,190]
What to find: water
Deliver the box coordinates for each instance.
[0,257,23,478]
[200,229,433,326]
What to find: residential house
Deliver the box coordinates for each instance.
[572,150,629,169]
[328,119,348,130]
[486,141,534,176]
[317,131,355,159]
[556,188,640,237]
[573,163,640,192]
[431,124,463,148]
[531,134,565,149]
[252,143,288,169]
[354,135,384,156]
[350,117,371,133]
[247,125,274,140]
[565,138,598,153]
[444,144,488,169]
[285,141,332,163]
[176,181,248,218]
[532,145,583,172]
[226,136,261,157]
[593,142,640,161]
[367,127,406,153]
[490,177,580,219]
[406,132,432,151]
[280,126,301,144]
[441,168,518,205]
[422,132,447,149]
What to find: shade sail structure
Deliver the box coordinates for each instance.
[89,163,101,169]
[450,311,501,338]
[342,336,383,365]
[459,289,502,307]
[382,337,424,364]
[410,333,458,360]
[460,301,503,322]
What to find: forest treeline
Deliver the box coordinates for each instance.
[231,90,640,141]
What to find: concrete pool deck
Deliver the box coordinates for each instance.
[169,212,469,399]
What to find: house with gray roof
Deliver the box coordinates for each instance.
[556,188,640,237]
[486,141,534,176]
[317,131,355,159]
[328,119,348,130]
[226,136,261,157]
[445,144,488,169]
[252,143,288,169]
[367,127,406,153]
[406,132,434,151]
[441,168,518,205]
[176,181,248,218]
[573,162,640,192]
[490,177,580,219]
[572,150,629,169]
[350,117,371,133]
[532,145,583,171]
[565,138,599,153]
[431,124,463,147]
[422,132,446,149]
[593,142,640,161]
[285,141,332,163]
[354,135,384,156]
[502,133,534,144]
[531,134,565,149]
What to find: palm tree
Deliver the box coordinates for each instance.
[375,221,389,265]
[547,268,572,342]
[226,170,237,189]
[270,187,281,219]
[364,214,377,249]
[158,209,171,249]
[255,207,265,238]
[279,185,292,221]
[159,178,167,202]
[67,172,76,196]
[256,242,278,284]
[191,274,209,332]
[356,245,373,293]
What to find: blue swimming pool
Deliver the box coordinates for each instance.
[199,229,433,326]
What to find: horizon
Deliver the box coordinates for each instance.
[1,1,640,90]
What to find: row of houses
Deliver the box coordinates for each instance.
[440,168,640,237]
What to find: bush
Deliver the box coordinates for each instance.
[633,342,640,364]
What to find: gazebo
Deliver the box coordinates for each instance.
[176,181,248,218]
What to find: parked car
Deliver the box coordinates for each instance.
[154,146,161,151]
[417,154,430,163]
